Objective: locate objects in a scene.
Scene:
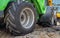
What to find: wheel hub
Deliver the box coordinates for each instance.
[20,8,34,29]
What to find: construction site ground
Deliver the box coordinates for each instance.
[0,24,60,38]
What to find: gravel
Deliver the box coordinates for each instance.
[0,24,60,38]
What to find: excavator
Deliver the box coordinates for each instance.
[0,0,60,35]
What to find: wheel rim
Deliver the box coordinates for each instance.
[20,8,35,29]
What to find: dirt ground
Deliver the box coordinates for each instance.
[0,24,60,38]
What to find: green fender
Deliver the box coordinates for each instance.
[0,0,10,11]
[0,0,17,11]
[0,0,46,14]
[32,0,47,14]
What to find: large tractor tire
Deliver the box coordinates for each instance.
[4,2,37,35]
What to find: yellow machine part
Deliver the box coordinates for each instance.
[56,13,60,18]
[48,0,53,6]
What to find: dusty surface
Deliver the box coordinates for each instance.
[0,25,60,38]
